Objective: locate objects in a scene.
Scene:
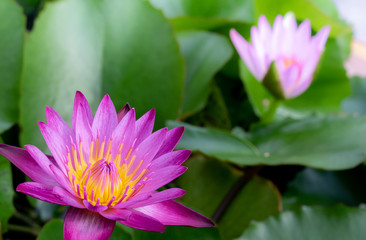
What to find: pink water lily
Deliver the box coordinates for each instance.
[230,13,330,99]
[0,91,214,239]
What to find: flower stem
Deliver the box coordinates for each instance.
[211,166,262,222]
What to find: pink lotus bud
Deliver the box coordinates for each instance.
[230,13,330,99]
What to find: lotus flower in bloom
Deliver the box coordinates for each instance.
[230,13,330,99]
[0,92,213,239]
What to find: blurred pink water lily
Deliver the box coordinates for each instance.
[230,13,330,99]
[0,92,214,239]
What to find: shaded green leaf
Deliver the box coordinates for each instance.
[186,82,232,130]
[219,176,280,240]
[37,219,63,240]
[20,0,103,149]
[110,223,132,240]
[0,138,15,232]
[177,31,233,117]
[0,0,25,133]
[133,226,221,240]
[283,167,366,210]
[150,0,255,22]
[102,0,184,128]
[150,0,255,30]
[238,205,366,240]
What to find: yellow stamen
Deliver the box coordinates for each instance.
[67,138,149,207]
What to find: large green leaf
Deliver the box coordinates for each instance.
[238,205,366,240]
[133,226,221,240]
[0,0,25,133]
[248,116,366,170]
[240,38,351,121]
[0,138,15,232]
[171,115,366,170]
[102,0,184,127]
[254,0,351,37]
[20,0,103,149]
[150,0,255,22]
[37,219,63,240]
[149,0,255,30]
[167,121,258,162]
[283,167,366,210]
[177,31,233,117]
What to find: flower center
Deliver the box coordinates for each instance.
[66,138,149,207]
[283,58,295,68]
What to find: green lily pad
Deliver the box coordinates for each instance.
[238,205,366,240]
[20,0,103,149]
[37,219,63,240]
[102,0,185,127]
[177,30,233,117]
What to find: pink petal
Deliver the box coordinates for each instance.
[92,94,118,140]
[135,109,155,146]
[258,15,272,41]
[111,108,136,157]
[72,91,93,131]
[294,20,311,61]
[271,15,284,57]
[113,192,152,209]
[139,165,187,194]
[64,207,115,240]
[16,182,71,206]
[24,145,57,181]
[281,13,297,56]
[0,144,57,185]
[128,127,167,174]
[250,26,268,75]
[39,122,68,174]
[128,188,186,208]
[155,126,184,158]
[312,25,331,51]
[136,200,214,227]
[49,164,76,196]
[287,75,313,98]
[276,61,301,97]
[74,102,93,159]
[101,208,131,221]
[230,29,263,80]
[118,209,165,232]
[45,106,73,144]
[150,150,191,171]
[117,103,131,122]
[52,186,84,208]
[82,200,108,212]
